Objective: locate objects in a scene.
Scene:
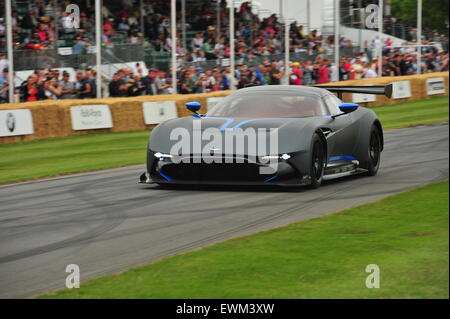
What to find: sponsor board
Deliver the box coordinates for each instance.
[142,101,178,125]
[391,81,412,99]
[0,109,34,137]
[353,93,376,103]
[207,97,226,113]
[426,77,445,95]
[221,58,230,67]
[57,47,73,55]
[70,104,113,130]
[352,85,376,103]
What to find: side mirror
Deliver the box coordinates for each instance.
[338,103,359,114]
[186,101,202,115]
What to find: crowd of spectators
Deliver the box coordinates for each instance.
[0,0,448,103]
[106,46,449,97]
[140,0,355,61]
[0,0,374,60]
[0,45,446,102]
[0,0,94,51]
[0,54,98,103]
[0,0,447,63]
[16,68,97,101]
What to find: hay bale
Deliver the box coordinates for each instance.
[1,74,447,144]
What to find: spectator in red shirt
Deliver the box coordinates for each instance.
[119,6,130,19]
[316,63,330,84]
[289,62,303,85]
[102,18,115,34]
[35,23,48,42]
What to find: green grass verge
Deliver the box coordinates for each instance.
[39,181,449,299]
[372,96,449,130]
[0,131,149,184]
[0,96,448,184]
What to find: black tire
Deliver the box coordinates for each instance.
[309,133,326,189]
[366,125,381,176]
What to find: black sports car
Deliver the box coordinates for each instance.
[140,84,392,188]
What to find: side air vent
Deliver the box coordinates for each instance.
[320,128,333,138]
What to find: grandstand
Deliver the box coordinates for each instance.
[0,0,448,102]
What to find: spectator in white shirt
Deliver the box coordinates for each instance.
[362,62,378,78]
[191,33,204,52]
[0,53,8,74]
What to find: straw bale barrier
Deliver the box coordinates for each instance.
[0,72,447,144]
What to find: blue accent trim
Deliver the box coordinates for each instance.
[196,115,332,131]
[191,115,202,119]
[339,104,358,108]
[202,116,235,131]
[328,155,356,162]
[159,172,173,181]
[263,175,278,183]
[159,167,173,181]
[231,116,331,130]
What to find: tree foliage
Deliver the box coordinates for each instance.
[390,0,449,34]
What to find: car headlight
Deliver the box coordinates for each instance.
[154,152,173,160]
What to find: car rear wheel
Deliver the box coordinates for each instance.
[309,134,325,189]
[366,125,381,176]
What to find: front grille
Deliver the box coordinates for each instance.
[161,161,269,182]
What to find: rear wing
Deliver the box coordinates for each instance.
[314,84,393,99]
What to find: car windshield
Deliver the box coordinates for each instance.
[206,92,328,118]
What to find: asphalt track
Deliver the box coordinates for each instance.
[0,124,448,298]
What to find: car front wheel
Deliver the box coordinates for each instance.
[366,125,381,176]
[309,133,325,189]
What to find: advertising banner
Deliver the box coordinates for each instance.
[142,101,178,125]
[70,105,113,130]
[391,81,412,99]
[0,109,34,137]
[426,77,445,95]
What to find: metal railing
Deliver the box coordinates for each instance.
[176,47,362,71]
[149,52,322,72]
[12,43,363,74]
[12,43,145,71]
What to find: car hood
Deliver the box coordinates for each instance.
[150,115,331,156]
